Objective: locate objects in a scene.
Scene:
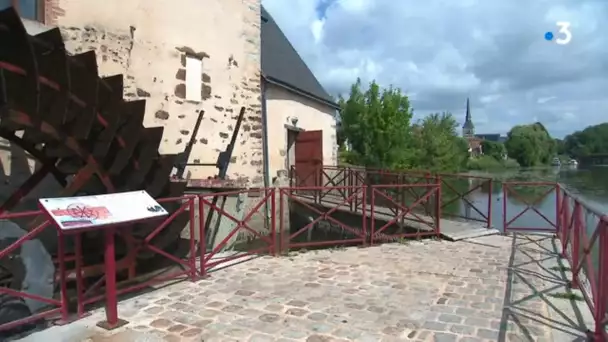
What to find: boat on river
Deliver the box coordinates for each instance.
[551,157,561,166]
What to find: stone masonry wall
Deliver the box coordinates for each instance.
[43,0,264,185]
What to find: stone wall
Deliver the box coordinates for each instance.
[43,0,264,185]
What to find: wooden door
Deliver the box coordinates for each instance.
[294,130,323,187]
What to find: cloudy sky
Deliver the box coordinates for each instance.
[261,0,608,138]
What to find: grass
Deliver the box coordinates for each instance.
[467,156,520,171]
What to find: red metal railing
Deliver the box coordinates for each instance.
[557,187,607,341]
[370,183,441,244]
[504,182,607,341]
[198,189,276,276]
[194,183,439,265]
[503,182,558,233]
[437,173,492,227]
[290,165,492,228]
[278,185,367,250]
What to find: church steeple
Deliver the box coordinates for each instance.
[462,97,475,137]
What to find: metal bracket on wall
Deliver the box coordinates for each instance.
[173,110,205,180]
[175,107,246,249]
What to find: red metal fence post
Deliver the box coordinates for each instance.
[571,202,581,290]
[75,234,85,317]
[560,193,570,258]
[594,218,608,341]
[502,183,508,233]
[370,186,376,246]
[487,178,493,228]
[270,189,277,255]
[57,229,70,324]
[188,197,196,281]
[279,189,285,255]
[348,168,357,211]
[313,166,320,204]
[555,184,561,238]
[96,226,127,330]
[426,172,433,215]
[361,185,367,246]
[435,175,442,237]
[199,195,207,278]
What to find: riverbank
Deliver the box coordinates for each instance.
[464,166,563,181]
[466,155,520,171]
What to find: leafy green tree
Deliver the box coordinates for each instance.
[554,138,565,155]
[338,79,414,169]
[481,140,506,160]
[505,122,555,167]
[336,121,346,149]
[409,113,469,172]
[339,79,471,171]
[562,123,608,157]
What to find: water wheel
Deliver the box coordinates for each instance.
[0,7,189,332]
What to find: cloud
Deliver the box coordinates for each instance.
[261,0,608,138]
[537,96,557,104]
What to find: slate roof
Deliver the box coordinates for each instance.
[261,6,339,109]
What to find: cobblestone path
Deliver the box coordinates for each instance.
[18,234,591,342]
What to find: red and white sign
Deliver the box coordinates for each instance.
[39,190,168,230]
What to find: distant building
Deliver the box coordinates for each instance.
[475,133,499,142]
[462,98,482,156]
[462,98,475,139]
[461,98,506,156]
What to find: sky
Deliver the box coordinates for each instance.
[261,0,608,138]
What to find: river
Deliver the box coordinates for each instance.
[462,166,608,230]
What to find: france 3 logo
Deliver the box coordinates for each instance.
[544,22,572,45]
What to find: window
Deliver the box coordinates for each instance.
[185,56,202,102]
[0,0,43,22]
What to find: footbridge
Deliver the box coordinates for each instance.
[288,165,500,243]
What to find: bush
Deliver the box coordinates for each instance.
[502,158,520,168]
[338,148,358,165]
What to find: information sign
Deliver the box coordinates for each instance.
[39,190,168,230]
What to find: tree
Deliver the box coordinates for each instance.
[409,113,469,172]
[338,79,414,169]
[562,123,608,157]
[336,121,346,149]
[481,140,506,160]
[505,122,555,167]
[554,138,565,155]
[339,79,471,171]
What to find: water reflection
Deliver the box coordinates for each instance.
[557,167,608,214]
[452,167,608,230]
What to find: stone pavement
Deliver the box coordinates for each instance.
[16,234,594,342]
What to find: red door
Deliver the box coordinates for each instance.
[294,130,323,187]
